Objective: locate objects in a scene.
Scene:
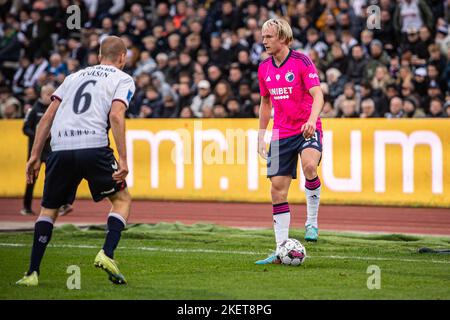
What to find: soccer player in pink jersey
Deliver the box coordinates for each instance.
[255,19,324,264]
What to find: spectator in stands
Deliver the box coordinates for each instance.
[161,94,180,118]
[23,8,53,59]
[340,99,359,118]
[214,80,233,106]
[427,63,447,93]
[320,98,337,118]
[0,86,21,119]
[213,103,228,118]
[152,70,176,101]
[12,56,31,96]
[0,23,21,66]
[340,29,358,56]
[178,51,196,78]
[386,96,405,118]
[445,101,450,117]
[428,98,446,117]
[237,81,254,117]
[185,33,203,60]
[226,97,246,118]
[177,82,194,114]
[334,82,360,116]
[228,63,243,96]
[428,43,447,73]
[207,64,224,91]
[374,9,397,51]
[360,98,381,118]
[412,67,429,96]
[360,29,374,55]
[191,80,215,118]
[209,33,230,70]
[180,106,194,118]
[23,53,48,88]
[393,0,434,38]
[133,50,157,77]
[201,106,214,118]
[46,53,68,81]
[237,50,255,79]
[346,44,367,85]
[326,68,346,100]
[304,28,328,59]
[20,86,37,115]
[325,42,348,74]
[435,24,450,56]
[424,80,444,112]
[365,39,390,82]
[139,86,163,119]
[403,96,426,118]
[372,65,394,94]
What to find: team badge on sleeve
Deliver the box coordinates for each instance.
[126,90,133,103]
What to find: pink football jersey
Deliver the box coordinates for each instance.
[258,50,322,140]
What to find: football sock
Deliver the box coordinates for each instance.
[273,202,291,247]
[305,176,321,228]
[103,213,126,259]
[28,216,54,275]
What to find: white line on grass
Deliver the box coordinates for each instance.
[1,242,449,264]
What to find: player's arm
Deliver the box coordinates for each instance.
[258,95,272,159]
[109,100,128,183]
[301,86,324,139]
[26,99,61,184]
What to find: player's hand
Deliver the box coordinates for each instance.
[258,130,267,160]
[26,156,41,184]
[301,119,316,139]
[112,158,129,183]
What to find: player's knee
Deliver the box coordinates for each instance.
[111,189,131,207]
[271,185,288,203]
[118,189,131,205]
[302,162,317,179]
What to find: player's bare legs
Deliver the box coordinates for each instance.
[300,148,322,241]
[270,176,292,247]
[108,188,131,220]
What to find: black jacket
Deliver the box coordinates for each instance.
[23,100,51,160]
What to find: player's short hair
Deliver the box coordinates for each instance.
[262,18,293,46]
[99,36,127,62]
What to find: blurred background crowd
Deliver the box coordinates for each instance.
[0,0,450,120]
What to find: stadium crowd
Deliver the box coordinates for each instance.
[0,0,450,120]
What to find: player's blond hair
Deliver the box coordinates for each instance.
[262,18,294,46]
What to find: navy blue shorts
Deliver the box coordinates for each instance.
[41,147,126,209]
[267,132,322,179]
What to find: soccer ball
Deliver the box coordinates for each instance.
[277,238,307,266]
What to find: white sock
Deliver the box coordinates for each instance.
[273,202,290,247]
[305,186,321,228]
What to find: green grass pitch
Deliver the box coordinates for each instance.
[1,223,449,299]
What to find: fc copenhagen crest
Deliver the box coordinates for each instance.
[285,71,295,82]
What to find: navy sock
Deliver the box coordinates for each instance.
[28,217,54,275]
[103,214,126,259]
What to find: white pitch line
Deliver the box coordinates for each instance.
[1,242,449,264]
